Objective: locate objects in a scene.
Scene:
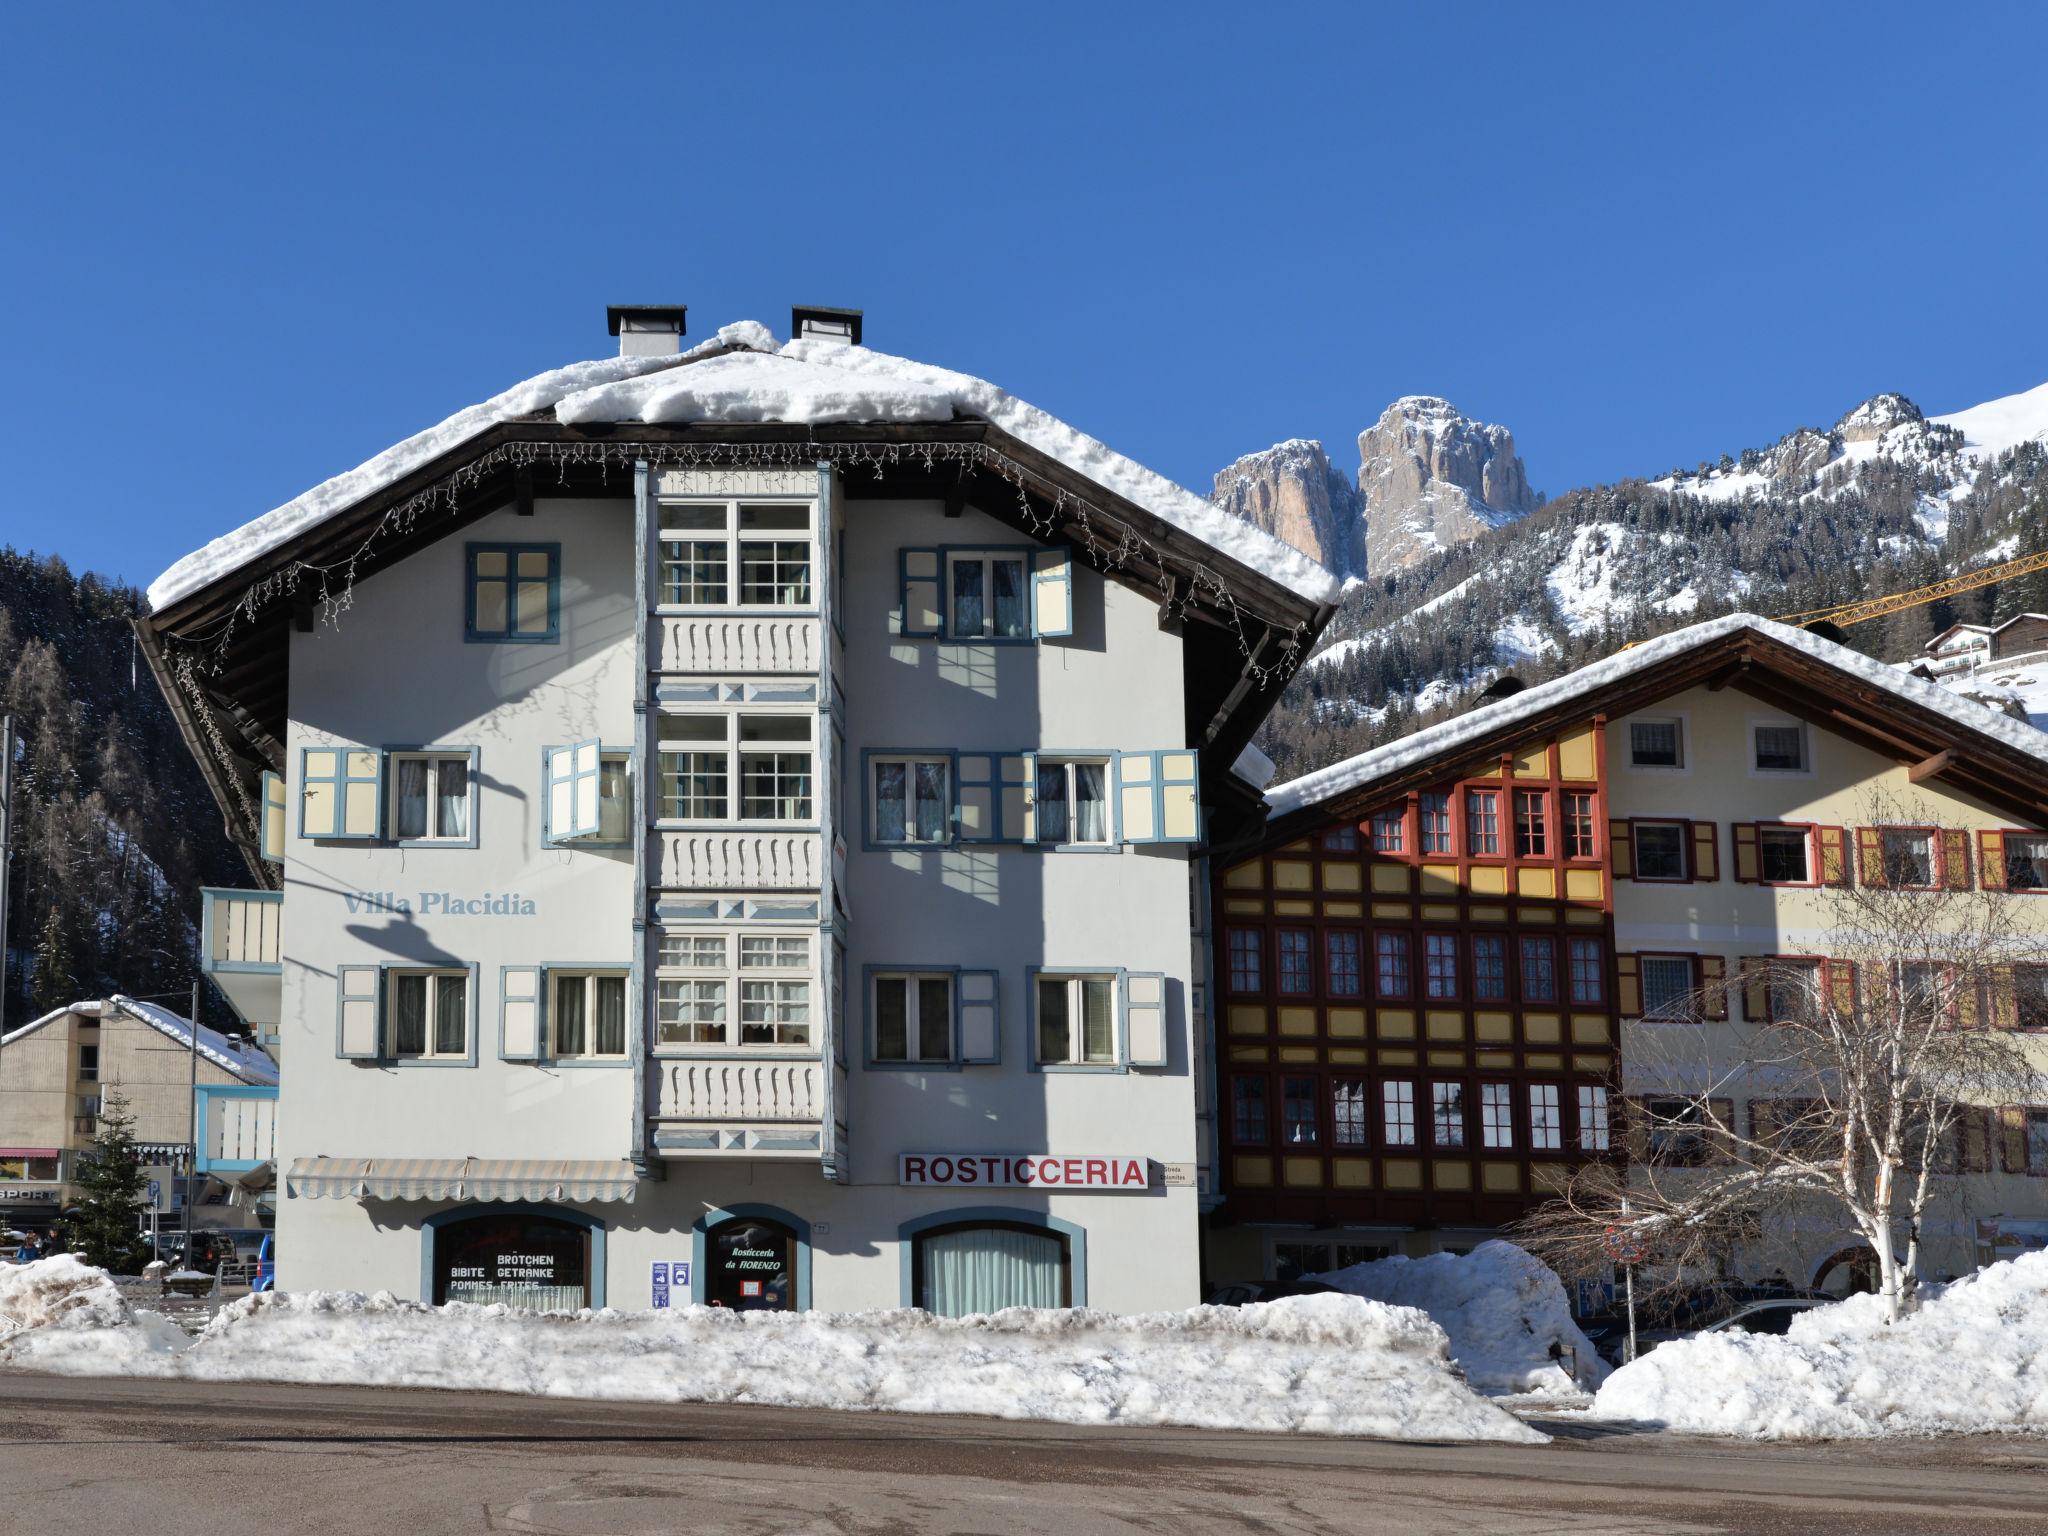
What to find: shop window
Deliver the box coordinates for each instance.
[705,1214,798,1310]
[914,1222,1069,1315]
[432,1211,589,1311]
[1629,718,1683,769]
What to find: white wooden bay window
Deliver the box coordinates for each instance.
[655,931,813,1050]
[658,500,815,609]
[658,714,814,823]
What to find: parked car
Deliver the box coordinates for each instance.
[251,1235,275,1294]
[1203,1279,1344,1306]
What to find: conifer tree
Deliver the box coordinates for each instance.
[69,1091,150,1273]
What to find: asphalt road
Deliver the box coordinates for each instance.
[5,1372,2047,1535]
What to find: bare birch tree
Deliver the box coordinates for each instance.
[1520,792,2046,1324]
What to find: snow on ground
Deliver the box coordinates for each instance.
[1946,658,2048,732]
[1310,1241,1609,1397]
[0,1260,1540,1442]
[149,322,1341,612]
[1934,379,2048,463]
[1592,1252,2048,1439]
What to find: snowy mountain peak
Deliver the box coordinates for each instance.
[1357,397,1538,573]
[1213,438,1363,577]
[1835,392,1923,443]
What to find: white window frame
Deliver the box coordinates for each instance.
[653,930,814,1052]
[1748,716,1813,776]
[1033,758,1114,847]
[1480,1082,1514,1149]
[387,752,476,843]
[872,755,952,846]
[550,970,630,1060]
[1430,1082,1467,1148]
[1033,972,1119,1067]
[1879,827,1940,890]
[1529,1083,1563,1150]
[656,712,815,825]
[944,550,1031,640]
[872,972,957,1064]
[387,969,469,1061]
[1382,1081,1417,1147]
[1627,715,1687,771]
[1579,1085,1611,1151]
[656,498,817,611]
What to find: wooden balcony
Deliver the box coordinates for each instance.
[648,1057,846,1160]
[200,887,283,1040]
[194,1084,277,1174]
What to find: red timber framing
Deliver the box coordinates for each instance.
[1213,719,1621,1232]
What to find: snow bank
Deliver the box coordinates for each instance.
[0,1256,186,1364]
[1311,1241,1608,1396]
[2,1276,1540,1442]
[148,322,1341,612]
[1592,1251,2048,1438]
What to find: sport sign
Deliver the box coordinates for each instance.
[899,1153,1150,1191]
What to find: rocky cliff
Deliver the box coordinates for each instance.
[1211,439,1363,577]
[1356,396,1539,572]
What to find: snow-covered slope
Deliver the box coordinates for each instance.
[150,322,1342,612]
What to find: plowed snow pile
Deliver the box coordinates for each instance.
[0,1261,1540,1442]
[1593,1251,2048,1438]
[1313,1240,1609,1395]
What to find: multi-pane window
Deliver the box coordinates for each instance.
[1326,931,1362,997]
[1423,934,1458,999]
[1514,791,1549,857]
[467,544,558,642]
[874,757,950,844]
[1375,932,1412,997]
[552,972,627,1058]
[1528,1083,1562,1150]
[1567,937,1604,1005]
[658,714,814,822]
[1283,1077,1319,1144]
[1431,1082,1466,1147]
[1633,821,1688,881]
[1382,1081,1417,1146]
[1231,1077,1268,1143]
[656,932,810,1049]
[1578,1085,1611,1151]
[656,978,726,1045]
[1897,961,1946,1024]
[1370,807,1405,853]
[1765,960,1823,1023]
[741,984,811,1046]
[1640,955,1695,1020]
[1322,825,1360,851]
[594,756,631,842]
[1036,759,1111,845]
[946,552,1029,640]
[1563,792,1596,858]
[1277,930,1313,996]
[659,501,814,608]
[873,973,954,1063]
[1472,934,1508,1001]
[2017,967,2048,1032]
[1036,975,1117,1065]
[2005,834,2048,890]
[389,970,468,1059]
[1629,718,1683,768]
[1881,829,1937,888]
[1519,936,1557,1002]
[390,753,473,842]
[1420,792,1452,854]
[1645,1098,1713,1165]
[1332,1080,1368,1146]
[659,933,726,968]
[1480,1082,1514,1148]
[1227,929,1263,994]
[1753,722,1808,772]
[1466,790,1501,855]
[1759,825,1811,884]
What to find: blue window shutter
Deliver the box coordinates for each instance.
[1031,547,1073,637]
[336,966,382,1059]
[997,753,1035,843]
[956,754,996,843]
[959,969,1001,1064]
[548,740,604,839]
[1123,971,1169,1067]
[1115,753,1159,843]
[259,770,287,864]
[900,548,942,638]
[500,966,543,1060]
[300,746,381,841]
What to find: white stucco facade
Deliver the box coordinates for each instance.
[270,470,1207,1314]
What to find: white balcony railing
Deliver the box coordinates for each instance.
[654,831,823,890]
[656,616,820,675]
[202,888,282,972]
[655,1058,826,1123]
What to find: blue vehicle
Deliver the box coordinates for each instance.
[251,1234,275,1293]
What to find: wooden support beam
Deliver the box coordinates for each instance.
[1704,660,1745,691]
[1908,747,1954,783]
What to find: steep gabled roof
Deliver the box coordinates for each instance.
[1261,614,2048,833]
[148,320,1341,614]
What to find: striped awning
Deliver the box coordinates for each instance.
[286,1156,638,1204]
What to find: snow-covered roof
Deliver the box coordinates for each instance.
[1264,613,2048,818]
[148,320,1343,612]
[2,998,277,1086]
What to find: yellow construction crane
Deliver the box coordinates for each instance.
[1775,546,2048,630]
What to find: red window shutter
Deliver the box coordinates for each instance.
[1817,826,1850,887]
[1856,828,1887,887]
[2000,1106,2030,1173]
[1698,954,1728,1020]
[1942,829,1974,891]
[1690,821,1719,881]
[1609,820,1633,880]
[1990,966,2020,1030]
[1740,958,1769,1023]
[1962,1108,1991,1174]
[1980,830,2008,891]
[1615,953,1642,1018]
[1708,1098,1735,1163]
[1826,959,1858,1016]
[1732,823,1760,882]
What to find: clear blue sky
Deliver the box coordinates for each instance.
[5,3,2045,592]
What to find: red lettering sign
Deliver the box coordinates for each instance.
[898,1154,1153,1191]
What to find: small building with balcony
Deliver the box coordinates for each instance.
[136,305,1337,1314]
